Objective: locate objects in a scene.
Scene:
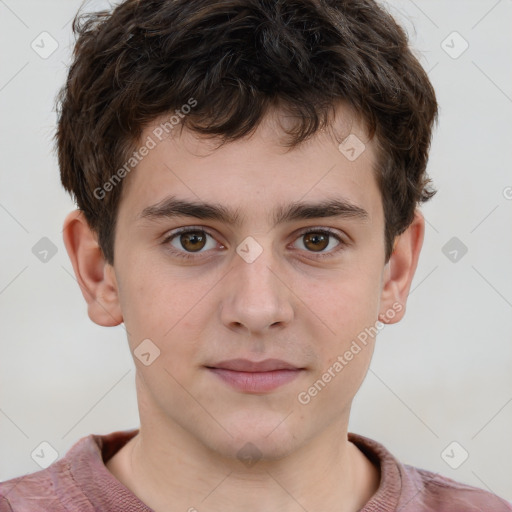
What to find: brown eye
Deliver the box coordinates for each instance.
[167,229,217,254]
[180,231,207,252]
[293,229,342,255]
[303,232,329,252]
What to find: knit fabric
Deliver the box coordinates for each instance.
[1,428,511,511]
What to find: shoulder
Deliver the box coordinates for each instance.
[0,463,70,512]
[403,464,512,511]
[0,459,96,511]
[0,429,139,512]
[348,432,512,512]
[0,432,103,512]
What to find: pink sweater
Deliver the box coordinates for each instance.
[1,428,511,511]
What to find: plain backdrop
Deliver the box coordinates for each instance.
[1,0,511,502]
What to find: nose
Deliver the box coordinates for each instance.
[219,246,294,335]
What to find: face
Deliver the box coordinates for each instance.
[109,105,398,460]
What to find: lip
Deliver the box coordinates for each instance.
[205,359,305,393]
[207,358,302,372]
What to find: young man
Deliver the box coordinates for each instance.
[1,0,510,510]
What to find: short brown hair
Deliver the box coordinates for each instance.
[55,0,438,264]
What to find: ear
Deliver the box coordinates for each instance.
[378,209,425,324]
[62,210,123,327]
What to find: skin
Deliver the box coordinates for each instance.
[63,104,424,512]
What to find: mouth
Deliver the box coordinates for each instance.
[205,358,305,393]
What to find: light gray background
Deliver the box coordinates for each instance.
[1,0,511,502]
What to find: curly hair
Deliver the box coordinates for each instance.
[55,0,438,264]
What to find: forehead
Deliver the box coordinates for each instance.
[117,104,383,226]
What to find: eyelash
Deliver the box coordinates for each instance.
[162,226,347,261]
[162,227,220,261]
[293,227,347,259]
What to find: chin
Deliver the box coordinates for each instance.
[203,413,304,463]
[215,434,298,464]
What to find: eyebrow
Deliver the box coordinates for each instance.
[138,196,369,227]
[139,197,242,225]
[273,199,369,225]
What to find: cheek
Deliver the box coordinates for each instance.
[295,273,380,413]
[299,264,382,346]
[117,263,218,370]
[118,247,201,330]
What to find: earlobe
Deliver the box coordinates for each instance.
[378,209,425,325]
[62,210,123,327]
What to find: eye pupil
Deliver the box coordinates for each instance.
[181,232,207,252]
[304,232,329,252]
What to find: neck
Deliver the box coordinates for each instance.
[107,418,380,512]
